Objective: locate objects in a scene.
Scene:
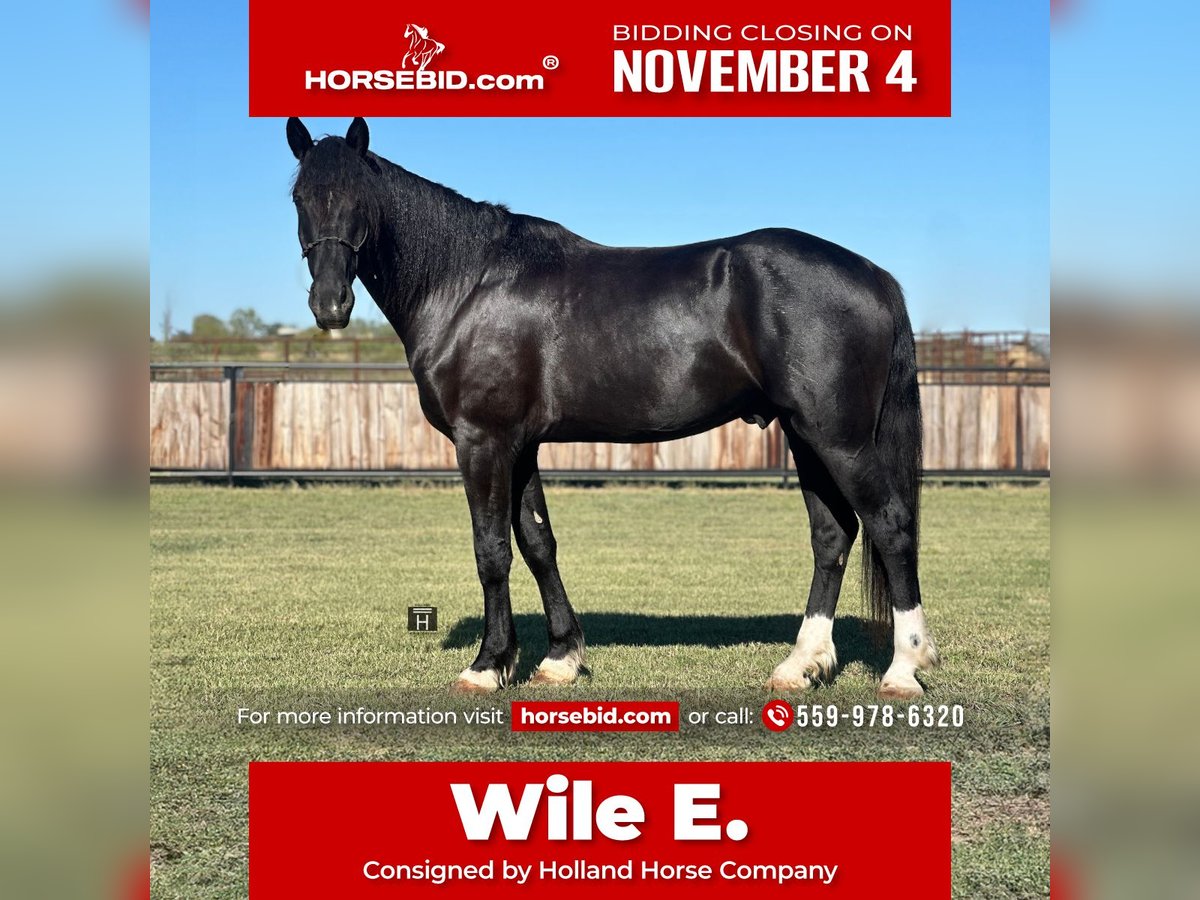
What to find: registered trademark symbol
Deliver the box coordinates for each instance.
[542,55,559,70]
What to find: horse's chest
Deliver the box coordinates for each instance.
[408,370,454,438]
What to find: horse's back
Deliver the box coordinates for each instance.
[553,227,883,306]
[545,227,893,352]
[430,221,899,442]
[493,227,890,439]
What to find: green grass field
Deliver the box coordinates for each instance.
[151,483,1049,898]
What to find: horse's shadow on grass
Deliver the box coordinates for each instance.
[441,613,890,684]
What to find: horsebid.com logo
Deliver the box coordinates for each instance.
[304,21,550,92]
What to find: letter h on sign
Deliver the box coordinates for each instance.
[408,606,438,632]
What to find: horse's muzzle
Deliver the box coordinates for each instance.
[310,282,354,331]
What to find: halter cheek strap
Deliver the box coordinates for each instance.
[301,234,367,258]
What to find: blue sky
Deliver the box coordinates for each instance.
[0,2,147,289]
[149,2,1048,336]
[1052,0,1200,299]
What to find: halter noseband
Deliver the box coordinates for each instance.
[301,234,367,258]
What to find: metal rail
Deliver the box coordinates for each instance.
[151,468,1050,485]
[149,362,1050,374]
[151,361,414,370]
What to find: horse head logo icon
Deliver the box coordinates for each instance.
[403,24,446,71]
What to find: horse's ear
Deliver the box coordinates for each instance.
[346,117,370,157]
[287,117,313,161]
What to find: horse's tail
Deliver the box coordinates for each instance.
[861,266,923,632]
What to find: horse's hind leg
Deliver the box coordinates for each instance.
[511,448,585,685]
[767,436,858,692]
[812,442,938,699]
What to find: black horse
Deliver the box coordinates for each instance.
[286,117,939,698]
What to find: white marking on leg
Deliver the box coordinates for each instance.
[453,667,502,692]
[531,645,585,685]
[879,606,939,698]
[767,614,837,692]
[533,511,543,524]
[453,657,516,693]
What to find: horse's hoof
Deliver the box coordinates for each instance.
[768,618,836,694]
[764,675,809,693]
[450,679,494,695]
[764,669,816,693]
[877,673,924,700]
[449,668,502,694]
[766,652,834,694]
[528,669,571,686]
[527,654,583,686]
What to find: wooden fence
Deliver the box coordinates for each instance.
[150,366,1049,477]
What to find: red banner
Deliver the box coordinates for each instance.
[250,761,951,897]
[249,1,950,117]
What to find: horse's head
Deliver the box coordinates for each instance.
[404,23,423,39]
[286,117,377,330]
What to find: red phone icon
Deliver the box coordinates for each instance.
[761,700,793,732]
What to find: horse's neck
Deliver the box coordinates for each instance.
[366,180,501,355]
[369,257,483,368]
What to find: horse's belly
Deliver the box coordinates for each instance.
[543,387,759,444]
[539,329,763,442]
[543,417,734,445]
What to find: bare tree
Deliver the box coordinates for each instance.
[160,295,173,342]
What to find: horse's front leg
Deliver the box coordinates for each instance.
[450,434,518,694]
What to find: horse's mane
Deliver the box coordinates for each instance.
[293,137,595,267]
[407,23,428,39]
[293,136,584,311]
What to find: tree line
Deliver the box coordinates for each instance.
[156,307,397,342]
